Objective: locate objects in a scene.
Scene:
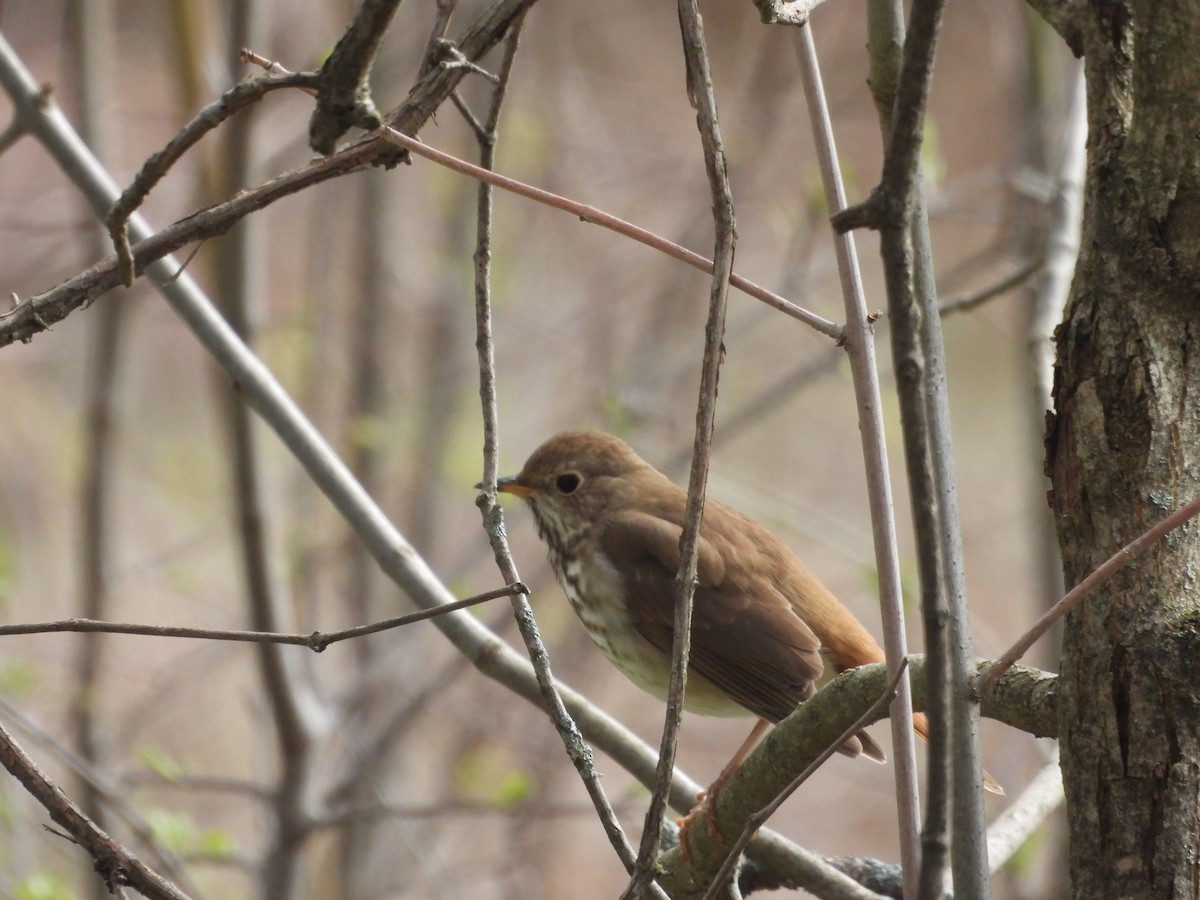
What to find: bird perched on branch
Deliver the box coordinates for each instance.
[495,430,1000,852]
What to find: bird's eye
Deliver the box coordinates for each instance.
[555,472,582,495]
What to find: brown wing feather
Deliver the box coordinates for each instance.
[600,510,823,723]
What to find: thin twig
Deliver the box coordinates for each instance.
[0,698,197,892]
[2,40,838,348]
[417,0,460,79]
[368,121,837,338]
[620,4,738,897]
[979,493,1200,694]
[938,255,1045,316]
[1,0,541,344]
[106,70,317,285]
[246,49,836,342]
[702,660,909,900]
[794,21,923,896]
[463,16,639,876]
[0,583,528,648]
[69,4,122,891]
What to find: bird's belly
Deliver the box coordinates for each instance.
[557,553,749,718]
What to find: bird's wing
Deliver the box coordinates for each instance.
[599,509,824,723]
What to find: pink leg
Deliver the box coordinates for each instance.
[678,718,771,863]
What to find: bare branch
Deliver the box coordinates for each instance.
[702,661,909,900]
[938,256,1045,316]
[0,0,545,344]
[794,21,923,896]
[1,38,837,348]
[0,718,190,900]
[308,0,404,154]
[417,0,460,78]
[841,0,994,892]
[247,54,839,341]
[621,1,739,894]
[653,657,1052,898]
[983,745,1064,877]
[1,698,197,892]
[979,493,1200,693]
[0,583,528,648]
[832,0,946,238]
[106,70,317,285]
[467,15,639,875]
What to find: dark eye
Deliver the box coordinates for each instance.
[555,472,582,495]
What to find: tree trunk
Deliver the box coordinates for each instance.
[1047,2,1200,898]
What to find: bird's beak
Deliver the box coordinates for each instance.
[494,475,538,497]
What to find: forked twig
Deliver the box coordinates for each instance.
[106,69,318,285]
[239,51,840,341]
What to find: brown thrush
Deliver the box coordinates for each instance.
[496,431,997,842]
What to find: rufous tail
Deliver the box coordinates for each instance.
[912,711,1004,795]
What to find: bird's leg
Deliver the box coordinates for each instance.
[678,718,771,864]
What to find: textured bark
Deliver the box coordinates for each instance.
[1047,2,1200,898]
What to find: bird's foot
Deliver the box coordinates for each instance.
[677,788,725,865]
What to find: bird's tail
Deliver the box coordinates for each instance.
[911,711,1005,794]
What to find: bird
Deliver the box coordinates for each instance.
[494,430,998,849]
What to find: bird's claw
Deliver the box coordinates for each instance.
[677,789,724,865]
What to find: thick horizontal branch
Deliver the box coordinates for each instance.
[658,656,1056,897]
[702,661,911,898]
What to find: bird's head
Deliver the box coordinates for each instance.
[495,431,655,538]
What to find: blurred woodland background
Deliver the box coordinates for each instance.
[0,0,1081,897]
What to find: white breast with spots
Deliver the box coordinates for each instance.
[555,549,748,718]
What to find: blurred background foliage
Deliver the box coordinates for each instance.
[0,0,1076,896]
